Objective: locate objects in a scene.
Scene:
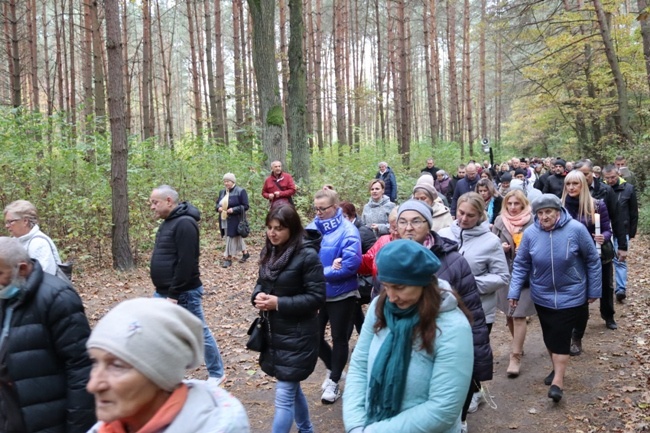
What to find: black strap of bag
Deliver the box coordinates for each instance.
[275,180,295,206]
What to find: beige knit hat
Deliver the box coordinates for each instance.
[87,298,204,392]
[223,173,236,183]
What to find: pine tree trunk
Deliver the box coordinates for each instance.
[280,0,291,149]
[247,0,287,164]
[121,0,132,136]
[27,0,39,111]
[155,0,175,147]
[232,0,245,146]
[479,0,487,141]
[186,0,203,138]
[204,0,220,141]
[314,0,325,149]
[142,0,154,139]
[397,0,410,166]
[54,0,65,113]
[423,3,436,143]
[214,0,228,144]
[288,0,309,182]
[462,0,473,153]
[67,0,77,140]
[7,0,20,107]
[105,0,134,270]
[333,0,347,148]
[374,0,385,144]
[91,0,106,135]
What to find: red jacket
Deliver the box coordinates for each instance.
[262,172,296,206]
[358,234,392,276]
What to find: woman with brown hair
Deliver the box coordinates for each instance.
[343,240,473,432]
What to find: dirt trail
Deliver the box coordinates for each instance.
[77,235,650,433]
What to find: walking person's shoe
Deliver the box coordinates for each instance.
[321,369,346,391]
[605,318,618,330]
[460,421,468,433]
[616,291,626,303]
[548,384,563,403]
[221,259,232,268]
[507,352,522,378]
[543,370,555,386]
[569,337,582,356]
[467,389,485,413]
[321,379,341,404]
[239,252,250,263]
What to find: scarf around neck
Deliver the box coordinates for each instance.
[366,300,420,425]
[500,206,532,236]
[260,243,297,282]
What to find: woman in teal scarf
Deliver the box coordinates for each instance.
[343,239,474,433]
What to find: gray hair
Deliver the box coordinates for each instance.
[574,159,593,171]
[436,169,447,177]
[3,200,38,228]
[0,237,30,268]
[152,185,179,204]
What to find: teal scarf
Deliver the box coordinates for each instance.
[366,300,420,425]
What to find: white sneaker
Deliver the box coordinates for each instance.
[460,421,468,433]
[321,369,347,391]
[206,375,226,388]
[467,390,485,413]
[321,379,341,404]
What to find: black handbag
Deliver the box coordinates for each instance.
[237,212,250,238]
[246,311,270,352]
[601,240,615,264]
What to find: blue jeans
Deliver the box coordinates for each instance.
[272,381,313,433]
[154,286,225,378]
[612,236,628,294]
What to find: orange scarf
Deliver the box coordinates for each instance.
[98,384,188,433]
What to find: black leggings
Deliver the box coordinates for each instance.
[318,296,357,383]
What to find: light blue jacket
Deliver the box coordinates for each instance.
[307,208,362,298]
[343,283,473,433]
[508,207,602,308]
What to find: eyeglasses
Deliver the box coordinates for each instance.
[4,218,21,226]
[313,204,334,214]
[397,219,426,229]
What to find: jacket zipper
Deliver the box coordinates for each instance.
[550,231,557,309]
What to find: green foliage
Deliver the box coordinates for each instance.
[266,106,284,127]
[0,108,491,267]
[638,190,650,235]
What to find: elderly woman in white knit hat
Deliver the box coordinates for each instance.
[86,298,250,432]
[411,174,452,232]
[216,172,250,268]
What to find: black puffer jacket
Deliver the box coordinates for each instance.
[430,232,494,382]
[216,185,249,238]
[589,180,627,251]
[610,179,638,241]
[251,230,326,381]
[353,218,377,254]
[150,202,202,299]
[0,260,95,433]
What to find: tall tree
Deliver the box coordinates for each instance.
[186,0,203,138]
[105,0,134,270]
[333,0,347,147]
[142,0,154,139]
[462,0,473,153]
[479,0,487,141]
[592,0,634,145]
[7,0,21,107]
[447,0,461,145]
[288,0,309,182]
[247,0,286,164]
[213,0,227,144]
[639,0,650,93]
[397,0,410,165]
[91,0,106,134]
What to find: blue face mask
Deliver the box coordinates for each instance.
[0,284,20,300]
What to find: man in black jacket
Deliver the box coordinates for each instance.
[0,237,95,432]
[149,185,225,385]
[602,165,639,303]
[450,162,479,217]
[420,158,442,178]
[542,158,568,198]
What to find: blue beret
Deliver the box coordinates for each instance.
[376,239,441,286]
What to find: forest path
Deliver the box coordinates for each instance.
[78,235,650,433]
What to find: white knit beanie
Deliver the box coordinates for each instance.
[87,298,204,392]
[223,173,237,183]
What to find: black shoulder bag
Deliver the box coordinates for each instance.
[246,311,271,352]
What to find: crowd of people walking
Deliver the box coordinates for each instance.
[0,154,639,432]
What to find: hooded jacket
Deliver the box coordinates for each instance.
[361,195,396,236]
[375,167,397,202]
[251,230,327,381]
[438,221,510,324]
[429,232,493,382]
[508,207,602,309]
[0,260,95,433]
[307,208,362,299]
[430,202,453,232]
[86,380,250,433]
[343,285,473,433]
[150,202,202,299]
[18,225,62,276]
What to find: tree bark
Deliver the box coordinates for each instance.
[462,0,473,153]
[122,0,132,136]
[423,2,437,143]
[333,0,347,148]
[288,0,309,182]
[397,0,410,166]
[27,0,39,111]
[447,0,460,145]
[638,0,650,93]
[214,0,228,144]
[592,0,634,145]
[186,0,203,139]
[8,0,21,107]
[374,0,385,143]
[91,0,106,135]
[155,0,175,147]
[247,0,286,164]
[204,0,220,141]
[105,0,134,270]
[142,0,154,139]
[479,0,487,141]
[232,0,245,145]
